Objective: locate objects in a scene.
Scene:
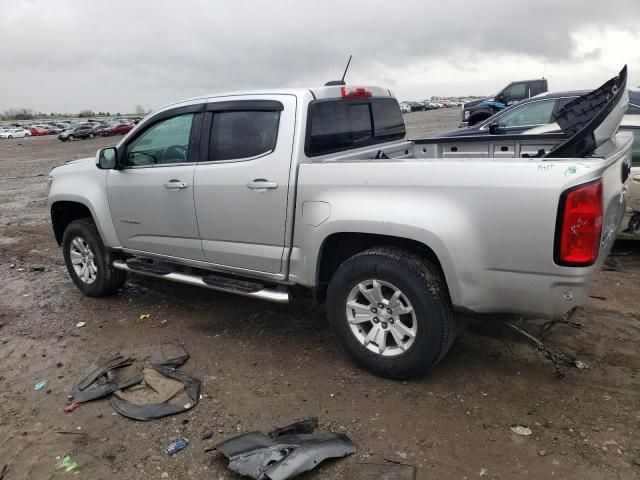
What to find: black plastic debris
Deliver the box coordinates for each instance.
[69,344,200,420]
[213,418,356,480]
[345,462,416,480]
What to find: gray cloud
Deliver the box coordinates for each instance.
[1,0,639,112]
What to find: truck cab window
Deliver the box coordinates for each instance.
[209,111,280,161]
[306,98,405,157]
[501,83,527,101]
[125,114,194,167]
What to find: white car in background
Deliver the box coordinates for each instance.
[0,128,31,139]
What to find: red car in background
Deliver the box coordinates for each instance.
[29,125,51,136]
[101,123,134,136]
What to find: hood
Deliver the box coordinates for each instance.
[51,157,95,176]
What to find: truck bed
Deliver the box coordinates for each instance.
[292,131,633,319]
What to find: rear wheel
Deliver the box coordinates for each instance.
[7,135,12,139]
[62,218,127,297]
[68,135,75,141]
[89,133,95,139]
[327,247,455,379]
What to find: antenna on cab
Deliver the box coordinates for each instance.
[325,55,353,86]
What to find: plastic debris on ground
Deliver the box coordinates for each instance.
[68,344,200,421]
[64,402,80,413]
[479,468,488,477]
[139,313,151,321]
[55,455,78,473]
[34,380,48,391]
[345,462,416,480]
[211,417,356,480]
[510,425,532,436]
[165,439,189,455]
[75,322,86,328]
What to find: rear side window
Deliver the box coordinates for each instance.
[209,111,280,161]
[306,98,405,157]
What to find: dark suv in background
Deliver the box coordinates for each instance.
[58,125,96,142]
[460,78,548,127]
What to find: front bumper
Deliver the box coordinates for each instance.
[458,121,469,128]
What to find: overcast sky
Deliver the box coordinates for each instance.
[1,0,639,114]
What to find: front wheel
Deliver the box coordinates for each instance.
[68,135,75,141]
[62,218,127,297]
[327,247,455,379]
[88,133,95,139]
[7,135,12,139]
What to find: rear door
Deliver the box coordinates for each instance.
[193,95,296,274]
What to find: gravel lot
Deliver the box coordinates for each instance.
[1,108,639,479]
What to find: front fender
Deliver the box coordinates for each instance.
[47,161,121,248]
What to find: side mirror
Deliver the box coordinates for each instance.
[96,147,117,169]
[488,122,500,134]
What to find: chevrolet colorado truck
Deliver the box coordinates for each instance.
[48,68,632,379]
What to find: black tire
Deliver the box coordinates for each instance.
[327,247,455,379]
[7,135,12,139]
[89,133,95,139]
[68,135,75,141]
[62,218,127,297]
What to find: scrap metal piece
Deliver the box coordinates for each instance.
[268,417,318,439]
[108,365,201,421]
[70,364,143,403]
[345,462,416,480]
[504,321,587,379]
[215,421,356,480]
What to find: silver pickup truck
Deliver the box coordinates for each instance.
[47,69,632,379]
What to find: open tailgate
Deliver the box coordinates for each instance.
[545,65,628,158]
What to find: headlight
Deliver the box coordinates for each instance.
[47,176,53,192]
[463,110,470,120]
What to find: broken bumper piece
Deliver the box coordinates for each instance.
[214,419,356,480]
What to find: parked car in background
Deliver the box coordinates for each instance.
[439,91,585,137]
[0,128,31,139]
[399,103,411,113]
[460,78,549,127]
[101,122,134,136]
[58,125,96,142]
[29,125,52,136]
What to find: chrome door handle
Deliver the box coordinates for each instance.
[164,180,188,189]
[247,179,278,190]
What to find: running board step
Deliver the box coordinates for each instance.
[113,260,289,303]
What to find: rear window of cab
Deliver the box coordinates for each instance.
[305,97,405,157]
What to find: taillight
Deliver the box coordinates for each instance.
[341,86,373,98]
[555,180,603,266]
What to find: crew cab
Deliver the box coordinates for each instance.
[460,78,548,127]
[48,68,632,379]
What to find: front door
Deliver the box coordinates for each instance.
[194,95,296,274]
[107,106,206,261]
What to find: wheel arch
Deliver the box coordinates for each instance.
[315,232,455,304]
[51,201,95,245]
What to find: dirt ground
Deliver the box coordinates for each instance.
[1,109,639,480]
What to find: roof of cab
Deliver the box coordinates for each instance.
[154,85,393,112]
